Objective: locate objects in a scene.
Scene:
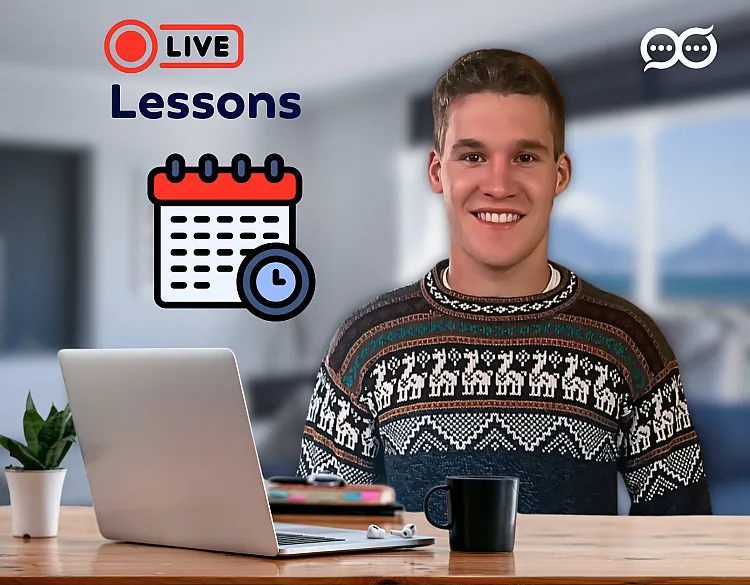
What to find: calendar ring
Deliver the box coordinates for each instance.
[237,244,315,321]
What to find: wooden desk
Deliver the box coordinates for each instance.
[1,506,750,584]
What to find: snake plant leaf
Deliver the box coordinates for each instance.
[0,435,46,470]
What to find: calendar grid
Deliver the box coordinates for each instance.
[148,154,302,309]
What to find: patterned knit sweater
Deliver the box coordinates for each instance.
[297,259,713,515]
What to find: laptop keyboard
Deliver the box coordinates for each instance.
[276,532,346,546]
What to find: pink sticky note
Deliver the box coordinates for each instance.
[287,495,306,502]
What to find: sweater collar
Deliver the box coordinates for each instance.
[421,258,579,318]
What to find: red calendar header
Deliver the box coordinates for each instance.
[148,154,301,204]
[150,172,299,202]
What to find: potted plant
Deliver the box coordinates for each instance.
[0,391,77,538]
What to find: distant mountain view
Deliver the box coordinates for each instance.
[548,219,632,273]
[662,228,750,275]
[548,220,750,275]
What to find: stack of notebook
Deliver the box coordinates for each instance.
[264,478,403,515]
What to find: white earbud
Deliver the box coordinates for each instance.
[390,523,417,538]
[366,524,386,539]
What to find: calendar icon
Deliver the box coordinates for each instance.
[147,153,315,321]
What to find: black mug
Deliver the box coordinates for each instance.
[423,476,519,552]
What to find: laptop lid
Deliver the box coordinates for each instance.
[58,347,280,556]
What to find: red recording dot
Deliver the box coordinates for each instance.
[115,30,147,62]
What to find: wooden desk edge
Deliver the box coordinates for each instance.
[2,506,750,584]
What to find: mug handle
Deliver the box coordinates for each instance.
[423,485,453,530]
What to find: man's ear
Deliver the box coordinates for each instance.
[428,149,443,194]
[554,152,572,198]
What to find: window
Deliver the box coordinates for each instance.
[0,146,85,354]
[549,132,637,298]
[656,114,750,302]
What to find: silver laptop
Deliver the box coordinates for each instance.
[57,347,435,557]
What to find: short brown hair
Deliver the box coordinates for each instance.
[432,49,565,161]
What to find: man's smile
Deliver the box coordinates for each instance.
[470,210,525,229]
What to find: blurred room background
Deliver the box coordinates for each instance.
[1,0,749,514]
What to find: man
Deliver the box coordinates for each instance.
[297,49,712,515]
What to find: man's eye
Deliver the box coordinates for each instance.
[518,153,535,163]
[463,153,484,163]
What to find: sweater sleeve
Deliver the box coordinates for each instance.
[296,363,386,484]
[619,362,713,515]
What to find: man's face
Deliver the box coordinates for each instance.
[428,92,571,271]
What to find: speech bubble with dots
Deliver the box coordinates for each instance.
[641,25,717,71]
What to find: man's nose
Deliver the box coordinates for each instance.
[480,159,518,198]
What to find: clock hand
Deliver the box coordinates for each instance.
[272,268,286,286]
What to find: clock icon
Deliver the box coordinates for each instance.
[236,243,315,321]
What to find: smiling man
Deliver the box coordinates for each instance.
[297,49,712,515]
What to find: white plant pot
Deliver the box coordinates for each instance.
[4,467,67,538]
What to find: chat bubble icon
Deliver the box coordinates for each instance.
[641,25,717,71]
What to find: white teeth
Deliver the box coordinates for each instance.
[477,212,521,224]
